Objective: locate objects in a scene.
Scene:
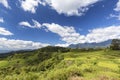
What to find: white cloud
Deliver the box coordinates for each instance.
[109,14,120,20]
[19,21,85,44]
[44,0,99,16]
[57,25,120,46]
[0,37,49,50]
[43,24,120,44]
[0,0,10,9]
[110,0,120,20]
[0,27,13,36]
[114,0,120,11]
[43,23,86,44]
[86,26,120,43]
[19,21,32,27]
[19,19,42,28]
[19,0,100,16]
[32,19,42,28]
[55,43,69,47]
[19,20,120,45]
[20,0,45,13]
[0,18,4,23]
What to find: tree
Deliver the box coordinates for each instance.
[110,39,120,50]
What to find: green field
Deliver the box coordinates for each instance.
[0,48,119,80]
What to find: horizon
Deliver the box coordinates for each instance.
[0,0,120,51]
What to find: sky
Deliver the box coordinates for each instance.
[0,0,120,51]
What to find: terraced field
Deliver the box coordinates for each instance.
[0,49,119,80]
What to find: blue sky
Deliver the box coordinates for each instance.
[0,0,120,50]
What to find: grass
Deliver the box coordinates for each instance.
[98,61,119,71]
[0,61,9,68]
[0,49,119,80]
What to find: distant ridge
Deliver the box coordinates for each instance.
[0,40,112,54]
[69,40,112,49]
[0,49,33,54]
[0,50,11,54]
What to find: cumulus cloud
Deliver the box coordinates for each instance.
[0,37,49,50]
[44,0,99,16]
[110,0,120,20]
[86,26,120,43]
[43,24,120,44]
[114,0,120,11]
[19,21,85,44]
[43,23,86,44]
[20,0,45,13]
[19,0,100,16]
[0,27,13,36]
[0,18,4,23]
[55,25,120,46]
[19,19,42,28]
[0,0,10,9]
[19,20,120,45]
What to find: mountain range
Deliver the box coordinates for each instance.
[69,40,112,49]
[0,40,112,53]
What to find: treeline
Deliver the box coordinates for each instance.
[0,39,120,59]
[38,46,70,53]
[110,39,120,50]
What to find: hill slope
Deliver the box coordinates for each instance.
[0,47,119,80]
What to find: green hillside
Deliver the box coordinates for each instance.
[0,47,119,80]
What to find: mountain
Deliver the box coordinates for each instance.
[69,40,112,49]
[0,50,12,54]
[0,49,34,54]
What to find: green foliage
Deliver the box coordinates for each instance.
[44,65,83,80]
[39,46,70,53]
[0,61,9,68]
[110,39,120,50]
[0,47,119,80]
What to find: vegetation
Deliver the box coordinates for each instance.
[0,46,119,80]
[110,39,120,50]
